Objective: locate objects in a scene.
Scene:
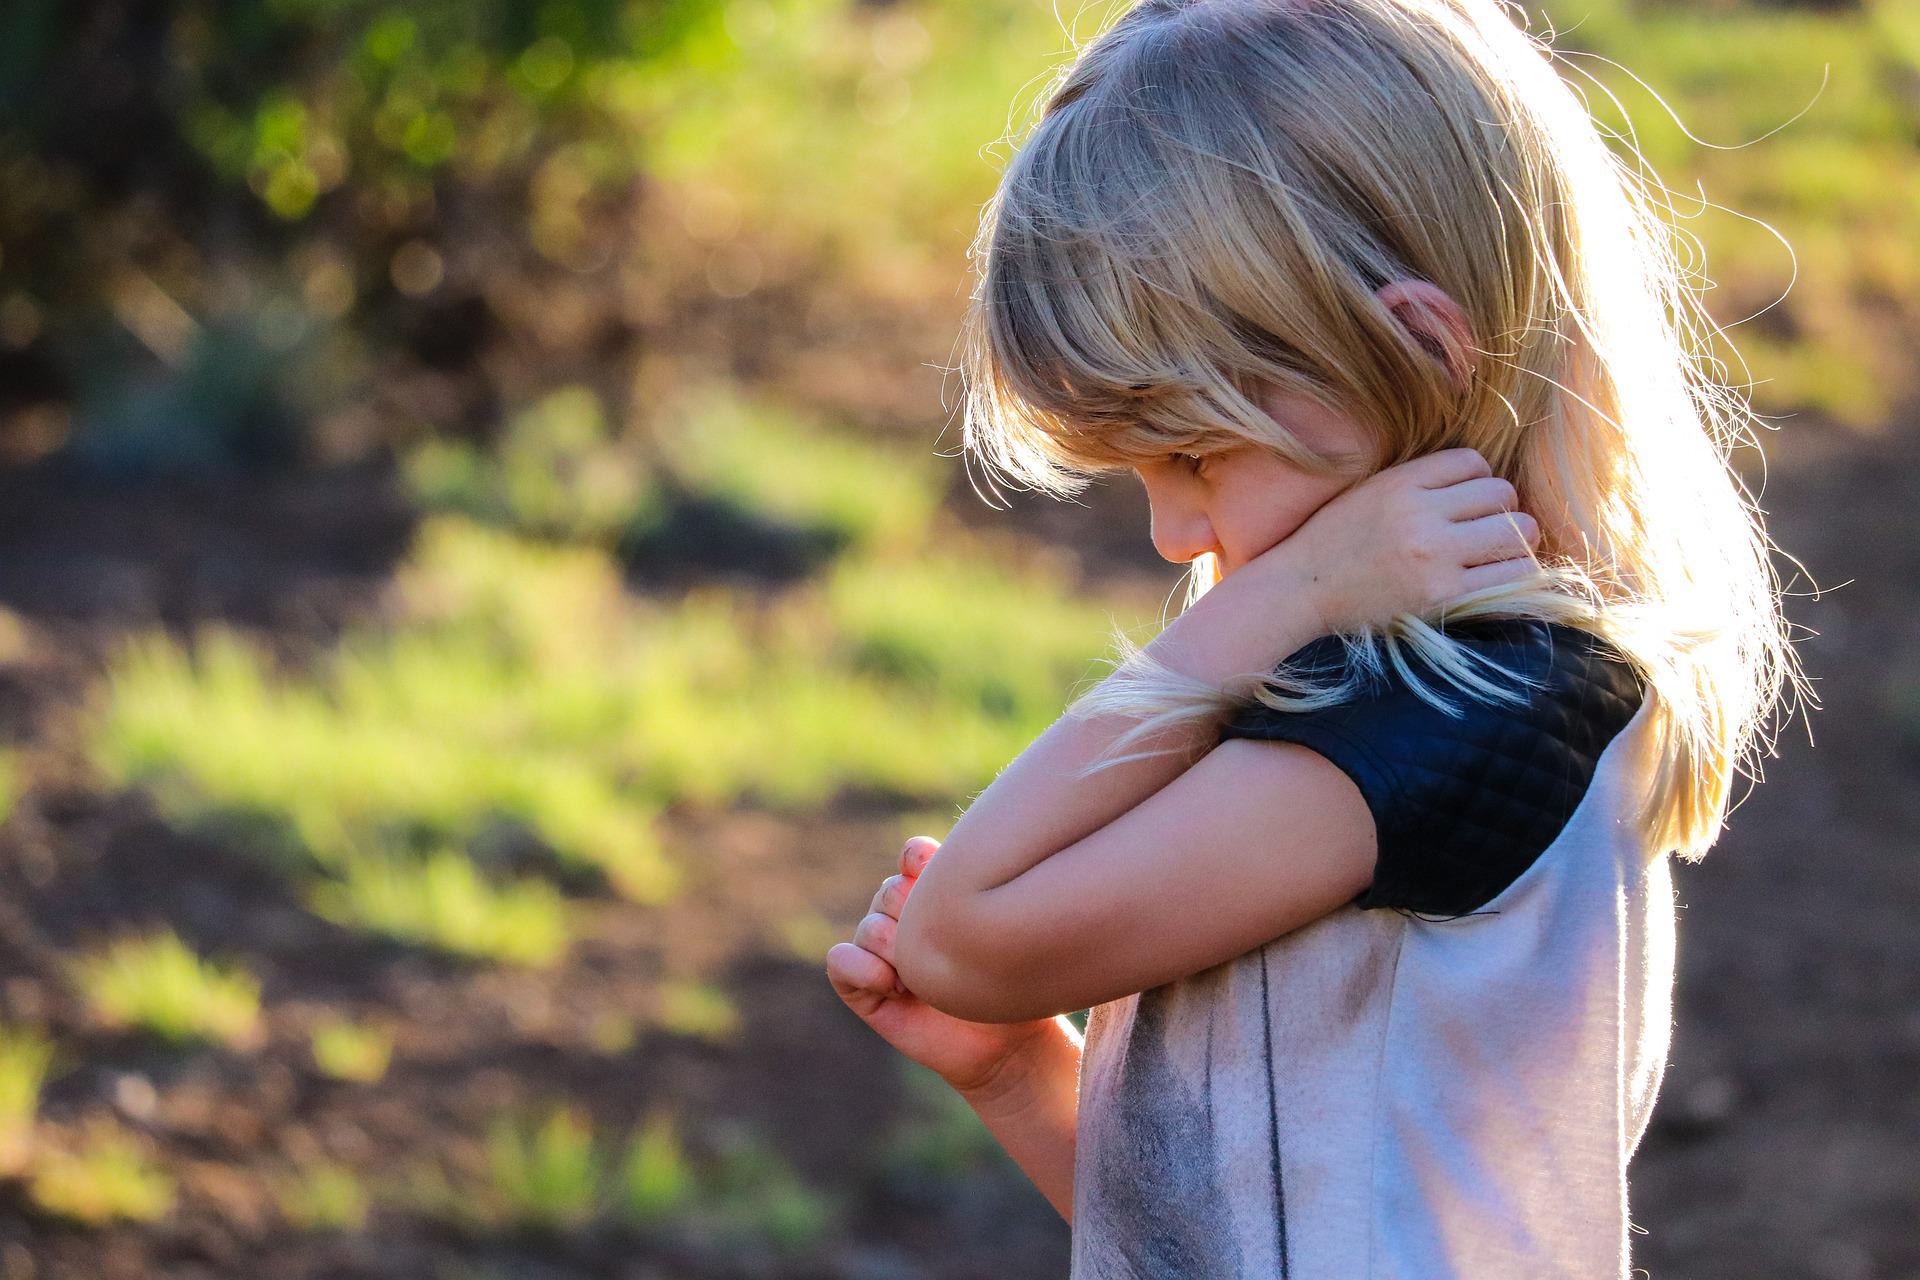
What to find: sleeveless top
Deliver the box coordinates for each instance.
[1070,619,1672,1279]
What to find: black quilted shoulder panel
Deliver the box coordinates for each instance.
[1217,619,1647,920]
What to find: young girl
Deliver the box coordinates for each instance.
[827,0,1805,1275]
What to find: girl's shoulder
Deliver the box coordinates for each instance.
[1219,618,1647,919]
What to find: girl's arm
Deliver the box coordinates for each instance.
[828,837,1080,1219]
[889,448,1540,1022]
[953,1012,1082,1222]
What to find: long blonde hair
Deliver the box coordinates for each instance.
[952,0,1812,861]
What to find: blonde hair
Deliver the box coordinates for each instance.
[953,0,1812,861]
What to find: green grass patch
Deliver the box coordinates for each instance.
[274,1157,370,1231]
[71,930,262,1050]
[397,1104,836,1256]
[308,1015,394,1083]
[92,505,1126,847]
[647,382,946,557]
[311,849,571,968]
[405,384,666,544]
[652,979,740,1044]
[0,749,17,826]
[617,1111,695,1227]
[0,1021,55,1175]
[485,1105,604,1233]
[407,380,943,563]
[28,1120,175,1225]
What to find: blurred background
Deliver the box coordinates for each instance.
[0,0,1913,1276]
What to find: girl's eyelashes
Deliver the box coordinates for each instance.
[1180,452,1207,477]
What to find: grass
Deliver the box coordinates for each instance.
[405,384,665,544]
[87,426,1133,940]
[308,1016,394,1083]
[27,1120,175,1225]
[0,748,17,826]
[407,379,943,560]
[274,1157,370,1231]
[95,607,680,904]
[773,911,843,964]
[71,930,263,1050]
[0,1021,55,1175]
[310,849,571,968]
[617,1111,695,1227]
[393,1103,834,1255]
[646,382,946,557]
[653,980,740,1044]
[485,1105,603,1233]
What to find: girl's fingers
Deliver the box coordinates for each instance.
[868,873,913,920]
[852,910,898,963]
[1459,553,1545,595]
[1408,447,1492,488]
[826,941,903,1007]
[1437,475,1518,521]
[900,837,938,877]
[1454,510,1539,567]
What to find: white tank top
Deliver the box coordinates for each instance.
[1071,621,1673,1278]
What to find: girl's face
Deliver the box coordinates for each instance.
[1130,386,1378,578]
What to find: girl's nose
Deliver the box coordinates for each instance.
[1149,509,1219,569]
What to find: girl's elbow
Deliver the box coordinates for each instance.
[890,914,972,1012]
[915,971,1042,1024]
[892,913,1028,1023]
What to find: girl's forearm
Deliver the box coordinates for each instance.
[908,541,1329,905]
[956,1013,1084,1222]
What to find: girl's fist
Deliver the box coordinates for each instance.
[827,836,1056,1096]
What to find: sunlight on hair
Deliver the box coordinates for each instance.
[952,0,1816,861]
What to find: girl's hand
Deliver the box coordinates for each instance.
[1284,446,1542,633]
[827,837,1058,1097]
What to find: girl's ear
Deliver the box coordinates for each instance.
[1375,279,1477,394]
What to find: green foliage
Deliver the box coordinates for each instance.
[92,523,681,908]
[641,0,1081,290]
[92,493,1123,840]
[653,979,740,1044]
[0,748,16,826]
[27,1121,175,1225]
[1538,1,1920,424]
[3,0,1915,492]
[311,849,571,968]
[402,1104,834,1254]
[71,930,263,1050]
[586,1011,638,1055]
[274,1157,370,1231]
[405,380,946,573]
[308,1015,395,1083]
[652,384,947,556]
[405,385,664,543]
[485,1105,604,1232]
[773,911,842,964]
[0,1021,55,1174]
[822,546,1110,724]
[617,1111,695,1226]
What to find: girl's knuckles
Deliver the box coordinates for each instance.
[852,912,895,952]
